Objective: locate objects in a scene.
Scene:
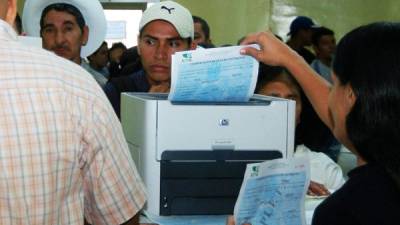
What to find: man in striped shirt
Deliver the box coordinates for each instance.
[0,0,146,224]
[22,0,109,88]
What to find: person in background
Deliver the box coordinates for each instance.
[227,66,344,225]
[82,41,109,87]
[22,0,107,87]
[193,15,214,48]
[0,0,146,224]
[287,21,340,162]
[108,42,128,76]
[104,1,197,118]
[256,65,344,195]
[116,46,143,78]
[286,16,318,64]
[240,21,400,225]
[311,26,336,83]
[305,26,341,162]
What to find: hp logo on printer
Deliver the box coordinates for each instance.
[219,119,229,126]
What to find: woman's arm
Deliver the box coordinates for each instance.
[241,32,333,130]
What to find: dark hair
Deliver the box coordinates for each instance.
[311,26,334,46]
[193,15,210,40]
[256,65,300,94]
[109,42,127,53]
[40,3,86,33]
[14,13,23,34]
[333,22,400,187]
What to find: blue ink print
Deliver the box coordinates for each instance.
[181,53,192,63]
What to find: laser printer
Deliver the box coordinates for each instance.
[121,93,295,216]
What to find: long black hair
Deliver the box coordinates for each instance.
[333,22,400,188]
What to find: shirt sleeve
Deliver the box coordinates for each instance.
[295,145,345,190]
[81,91,146,225]
[310,151,345,190]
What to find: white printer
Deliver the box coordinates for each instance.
[121,93,295,216]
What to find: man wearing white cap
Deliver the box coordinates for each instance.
[104,0,197,117]
[1,0,146,224]
[22,0,108,87]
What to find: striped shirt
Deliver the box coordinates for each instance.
[0,20,146,225]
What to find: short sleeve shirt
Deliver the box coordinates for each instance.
[0,20,146,225]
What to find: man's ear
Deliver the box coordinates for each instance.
[5,0,17,25]
[346,84,356,106]
[82,25,89,46]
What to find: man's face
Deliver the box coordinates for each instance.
[90,44,109,69]
[258,81,302,126]
[299,28,313,46]
[194,22,207,45]
[40,9,88,64]
[138,20,195,85]
[109,47,124,64]
[316,34,336,60]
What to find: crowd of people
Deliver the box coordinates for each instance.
[1,0,400,224]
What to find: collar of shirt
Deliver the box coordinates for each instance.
[0,19,18,42]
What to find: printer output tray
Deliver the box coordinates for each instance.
[159,150,282,215]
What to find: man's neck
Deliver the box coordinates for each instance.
[74,57,82,65]
[287,37,306,51]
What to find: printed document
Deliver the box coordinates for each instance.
[168,45,259,102]
[234,157,310,225]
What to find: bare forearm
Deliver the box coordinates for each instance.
[240,32,333,130]
[285,54,333,130]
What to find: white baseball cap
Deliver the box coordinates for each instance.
[139,1,194,40]
[22,0,107,58]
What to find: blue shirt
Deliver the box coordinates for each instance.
[311,59,332,83]
[103,70,150,118]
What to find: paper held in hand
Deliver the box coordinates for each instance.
[234,157,311,225]
[168,45,260,102]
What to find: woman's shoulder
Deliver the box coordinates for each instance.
[313,164,400,225]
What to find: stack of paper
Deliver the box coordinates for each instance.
[168,45,259,102]
[234,157,310,225]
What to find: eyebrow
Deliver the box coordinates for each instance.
[267,93,299,99]
[287,94,299,98]
[142,34,185,42]
[42,20,77,29]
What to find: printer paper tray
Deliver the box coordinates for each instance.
[159,150,282,215]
